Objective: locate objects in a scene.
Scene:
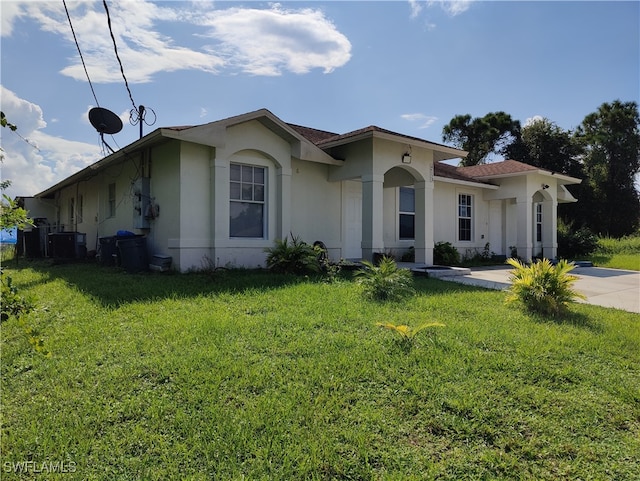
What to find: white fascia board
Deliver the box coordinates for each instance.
[473,169,581,185]
[433,176,499,190]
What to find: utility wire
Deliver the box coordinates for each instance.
[102,0,137,112]
[62,0,100,107]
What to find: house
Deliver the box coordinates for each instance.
[24,108,581,271]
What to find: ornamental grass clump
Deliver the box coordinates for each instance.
[354,256,414,301]
[505,257,586,316]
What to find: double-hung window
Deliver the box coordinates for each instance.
[230,163,266,238]
[458,194,473,241]
[399,186,415,240]
[107,183,116,218]
[535,204,543,242]
[69,197,75,226]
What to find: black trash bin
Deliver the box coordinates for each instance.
[98,236,118,265]
[117,236,148,273]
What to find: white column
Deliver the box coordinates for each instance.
[276,167,292,240]
[413,180,434,265]
[516,196,533,261]
[210,156,229,242]
[542,199,557,260]
[361,174,385,261]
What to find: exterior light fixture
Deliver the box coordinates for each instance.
[542,183,549,190]
[402,152,411,164]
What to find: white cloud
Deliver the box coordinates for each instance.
[524,115,545,127]
[429,0,474,16]
[4,1,351,82]
[0,1,25,37]
[408,0,424,19]
[409,0,474,20]
[401,113,438,129]
[197,5,352,76]
[1,86,101,199]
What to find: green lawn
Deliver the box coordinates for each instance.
[2,262,639,480]
[587,235,640,271]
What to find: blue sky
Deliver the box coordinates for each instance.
[1,0,638,199]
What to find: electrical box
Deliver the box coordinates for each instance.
[132,177,151,229]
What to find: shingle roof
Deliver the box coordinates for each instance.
[457,159,539,178]
[433,162,486,183]
[286,124,340,144]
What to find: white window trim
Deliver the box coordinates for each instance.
[535,203,543,243]
[229,162,267,239]
[398,186,415,240]
[457,193,474,242]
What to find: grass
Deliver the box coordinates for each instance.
[2,260,639,480]
[587,234,640,271]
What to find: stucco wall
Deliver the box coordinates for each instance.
[433,181,495,258]
[150,140,182,267]
[290,158,342,258]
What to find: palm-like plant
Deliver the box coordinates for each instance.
[264,234,321,275]
[505,258,586,316]
[354,256,414,301]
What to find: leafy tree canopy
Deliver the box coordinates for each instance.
[442,112,520,166]
[505,117,583,177]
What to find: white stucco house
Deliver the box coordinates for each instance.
[24,108,581,271]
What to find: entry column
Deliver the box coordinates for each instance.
[361,174,385,261]
[542,199,557,260]
[414,180,434,265]
[516,196,533,261]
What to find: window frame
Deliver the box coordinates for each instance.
[107,183,116,218]
[229,163,267,239]
[535,203,543,243]
[457,193,473,242]
[398,186,415,240]
[69,197,75,226]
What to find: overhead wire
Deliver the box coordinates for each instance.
[102,0,137,112]
[62,0,100,108]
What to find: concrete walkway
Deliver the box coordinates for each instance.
[436,265,640,314]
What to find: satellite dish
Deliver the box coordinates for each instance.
[89,107,123,135]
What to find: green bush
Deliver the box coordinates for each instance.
[264,234,321,275]
[505,258,586,316]
[434,241,460,265]
[1,271,33,322]
[354,256,414,301]
[557,222,599,259]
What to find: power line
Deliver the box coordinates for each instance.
[62,0,100,107]
[102,0,137,112]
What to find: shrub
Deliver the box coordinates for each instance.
[264,234,321,275]
[1,271,33,322]
[354,256,414,301]
[434,241,460,265]
[557,222,598,259]
[505,258,586,316]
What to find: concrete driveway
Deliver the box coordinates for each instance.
[438,265,640,314]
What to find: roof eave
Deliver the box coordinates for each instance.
[35,129,168,198]
[433,176,499,190]
[472,169,582,184]
[319,129,467,161]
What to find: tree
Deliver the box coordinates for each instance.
[1,112,32,231]
[442,112,521,166]
[505,117,583,177]
[574,100,640,237]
